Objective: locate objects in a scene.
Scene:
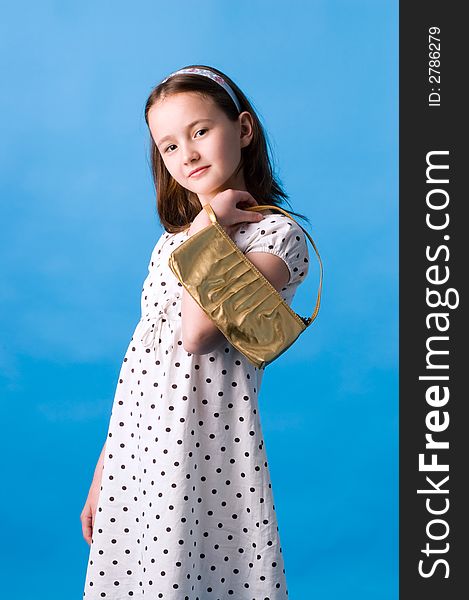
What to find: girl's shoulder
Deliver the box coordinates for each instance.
[232,211,307,249]
[149,230,175,261]
[154,228,186,251]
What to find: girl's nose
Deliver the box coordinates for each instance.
[183,145,200,164]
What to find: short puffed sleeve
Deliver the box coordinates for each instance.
[242,214,310,288]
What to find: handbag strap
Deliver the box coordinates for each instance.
[202,203,323,326]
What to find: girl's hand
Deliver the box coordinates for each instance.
[188,189,265,238]
[81,441,106,545]
[80,482,101,546]
[210,189,265,233]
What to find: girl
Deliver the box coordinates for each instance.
[81,64,311,599]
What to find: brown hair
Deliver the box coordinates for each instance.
[143,64,310,233]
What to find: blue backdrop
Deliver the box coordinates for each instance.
[0,1,397,598]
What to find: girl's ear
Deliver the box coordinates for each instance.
[239,111,254,149]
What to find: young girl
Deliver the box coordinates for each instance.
[81,64,311,599]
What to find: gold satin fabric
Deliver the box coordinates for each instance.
[168,216,308,369]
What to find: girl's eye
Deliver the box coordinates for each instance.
[164,129,208,153]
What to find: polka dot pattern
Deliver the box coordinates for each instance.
[82,214,309,598]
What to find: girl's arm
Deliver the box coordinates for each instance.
[181,210,290,355]
[181,208,224,354]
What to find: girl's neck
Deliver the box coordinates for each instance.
[196,167,248,207]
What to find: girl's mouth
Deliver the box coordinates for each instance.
[189,166,210,178]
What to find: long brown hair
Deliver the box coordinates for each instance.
[144,64,310,233]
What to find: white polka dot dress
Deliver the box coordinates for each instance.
[82,212,310,599]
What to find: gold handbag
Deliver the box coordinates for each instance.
[168,203,323,369]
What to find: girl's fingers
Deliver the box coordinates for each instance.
[236,207,264,222]
[235,192,258,209]
[237,193,264,220]
[81,506,93,544]
[214,189,263,225]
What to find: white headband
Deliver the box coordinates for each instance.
[160,67,242,113]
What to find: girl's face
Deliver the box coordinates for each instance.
[147,92,253,205]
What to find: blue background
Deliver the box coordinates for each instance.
[0,1,398,598]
